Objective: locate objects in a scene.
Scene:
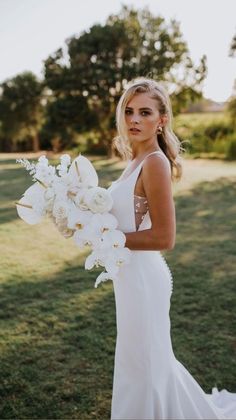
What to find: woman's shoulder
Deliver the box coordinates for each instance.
[143,150,171,174]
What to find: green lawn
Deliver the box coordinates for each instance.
[0,154,236,419]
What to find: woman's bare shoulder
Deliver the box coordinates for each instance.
[142,152,171,178]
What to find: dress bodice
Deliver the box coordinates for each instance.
[107,150,171,232]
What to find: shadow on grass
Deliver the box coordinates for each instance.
[0,262,116,419]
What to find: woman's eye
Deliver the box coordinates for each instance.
[141,111,150,116]
[125,110,132,115]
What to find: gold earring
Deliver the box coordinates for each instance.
[156,126,163,134]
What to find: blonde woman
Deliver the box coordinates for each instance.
[108,78,236,419]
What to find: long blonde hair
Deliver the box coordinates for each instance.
[112,77,183,181]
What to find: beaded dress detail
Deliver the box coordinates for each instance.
[134,195,148,231]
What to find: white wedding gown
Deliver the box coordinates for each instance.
[107,150,236,420]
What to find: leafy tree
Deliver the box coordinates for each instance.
[227,33,236,126]
[0,72,43,151]
[43,5,207,154]
[229,32,236,57]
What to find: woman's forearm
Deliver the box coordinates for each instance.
[124,228,175,251]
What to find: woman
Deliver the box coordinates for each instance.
[107,78,236,419]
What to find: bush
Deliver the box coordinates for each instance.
[226,135,236,160]
[174,112,235,158]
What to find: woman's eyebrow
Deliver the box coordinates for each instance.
[125,106,153,111]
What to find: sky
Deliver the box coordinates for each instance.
[0,0,235,102]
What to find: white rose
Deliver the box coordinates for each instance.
[83,187,113,213]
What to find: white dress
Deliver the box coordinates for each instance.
[107,150,236,420]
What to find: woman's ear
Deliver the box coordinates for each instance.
[159,114,168,127]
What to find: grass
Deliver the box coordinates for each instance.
[0,153,236,419]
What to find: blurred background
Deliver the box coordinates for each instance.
[0,0,236,157]
[0,1,236,419]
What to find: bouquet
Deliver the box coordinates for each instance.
[15,154,131,287]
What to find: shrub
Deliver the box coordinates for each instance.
[226,135,236,160]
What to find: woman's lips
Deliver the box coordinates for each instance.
[129,128,141,133]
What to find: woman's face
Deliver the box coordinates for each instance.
[125,92,163,143]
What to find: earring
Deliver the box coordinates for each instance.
[156,126,163,134]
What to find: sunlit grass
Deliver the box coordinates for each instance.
[0,154,236,419]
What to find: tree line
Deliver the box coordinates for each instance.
[0,5,235,154]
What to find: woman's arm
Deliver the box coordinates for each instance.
[124,154,176,251]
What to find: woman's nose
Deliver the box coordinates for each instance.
[130,115,140,124]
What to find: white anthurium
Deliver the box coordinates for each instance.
[68,154,98,188]
[85,249,107,270]
[22,182,46,215]
[100,229,126,250]
[94,271,118,288]
[104,247,131,275]
[83,186,113,213]
[73,225,101,249]
[67,204,93,230]
[90,213,118,236]
[16,196,43,225]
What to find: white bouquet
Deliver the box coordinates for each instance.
[16,154,131,287]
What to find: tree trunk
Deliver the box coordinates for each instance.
[32,133,40,152]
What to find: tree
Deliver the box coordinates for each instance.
[229,32,236,57]
[227,33,236,125]
[43,5,207,154]
[0,72,44,152]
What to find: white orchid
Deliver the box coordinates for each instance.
[67,204,93,229]
[100,229,126,250]
[104,247,131,275]
[94,271,118,288]
[73,225,101,249]
[85,249,107,269]
[90,213,118,237]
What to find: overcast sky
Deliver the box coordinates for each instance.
[0,0,235,101]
